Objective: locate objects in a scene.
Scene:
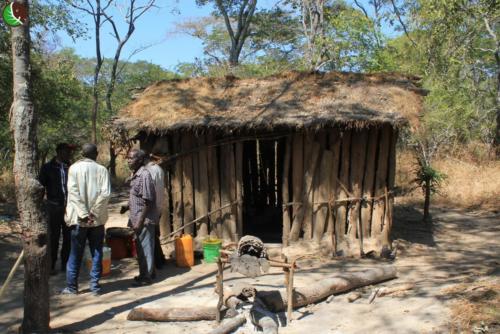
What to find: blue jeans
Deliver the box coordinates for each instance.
[136,224,155,279]
[66,225,105,293]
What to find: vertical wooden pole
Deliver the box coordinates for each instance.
[301,133,320,240]
[172,133,184,237]
[282,136,292,246]
[371,125,391,249]
[182,135,195,236]
[158,136,172,242]
[195,134,210,239]
[347,130,368,256]
[382,129,397,248]
[361,128,379,240]
[335,130,352,254]
[235,141,244,239]
[290,133,304,241]
[207,131,222,238]
[216,258,224,323]
[326,130,341,251]
[220,144,237,241]
[313,133,333,243]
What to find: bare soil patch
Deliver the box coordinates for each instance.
[0,202,498,333]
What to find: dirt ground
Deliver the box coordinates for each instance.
[0,200,498,334]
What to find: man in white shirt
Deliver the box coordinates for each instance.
[146,156,167,270]
[62,144,111,295]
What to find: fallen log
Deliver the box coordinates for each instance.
[257,266,396,312]
[208,314,247,334]
[127,306,217,322]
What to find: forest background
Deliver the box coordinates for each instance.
[0,0,499,210]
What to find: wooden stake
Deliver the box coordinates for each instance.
[335,130,352,253]
[361,128,379,239]
[171,133,184,236]
[301,133,320,240]
[216,258,224,323]
[182,135,195,236]
[382,129,398,248]
[207,131,222,238]
[220,144,237,241]
[347,130,368,255]
[282,136,292,246]
[313,133,333,243]
[235,142,244,238]
[371,125,391,246]
[290,133,304,241]
[195,134,210,239]
[326,130,341,251]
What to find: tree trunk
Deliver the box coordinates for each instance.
[10,2,50,331]
[495,50,500,158]
[423,179,431,223]
[108,143,116,178]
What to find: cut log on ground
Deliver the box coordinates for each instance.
[256,266,396,312]
[208,314,247,334]
[127,306,217,321]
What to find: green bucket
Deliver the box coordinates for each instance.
[202,238,222,263]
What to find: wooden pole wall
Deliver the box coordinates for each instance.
[156,125,397,256]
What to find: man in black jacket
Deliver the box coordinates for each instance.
[39,143,76,275]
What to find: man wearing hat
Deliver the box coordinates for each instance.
[39,142,76,275]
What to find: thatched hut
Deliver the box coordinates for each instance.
[113,71,424,256]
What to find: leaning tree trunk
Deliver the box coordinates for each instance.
[10,1,50,332]
[423,178,431,223]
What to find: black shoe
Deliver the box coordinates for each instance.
[60,287,77,295]
[131,278,152,287]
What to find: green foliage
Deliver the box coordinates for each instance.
[412,164,446,196]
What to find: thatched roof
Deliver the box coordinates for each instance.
[114,71,425,134]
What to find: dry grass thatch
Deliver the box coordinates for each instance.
[114,71,425,133]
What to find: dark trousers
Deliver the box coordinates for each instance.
[66,225,105,293]
[136,224,155,279]
[48,203,71,271]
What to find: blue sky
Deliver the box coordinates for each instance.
[57,0,399,71]
[58,0,277,71]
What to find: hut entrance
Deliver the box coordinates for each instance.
[242,138,284,243]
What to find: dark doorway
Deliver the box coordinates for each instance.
[242,138,284,243]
